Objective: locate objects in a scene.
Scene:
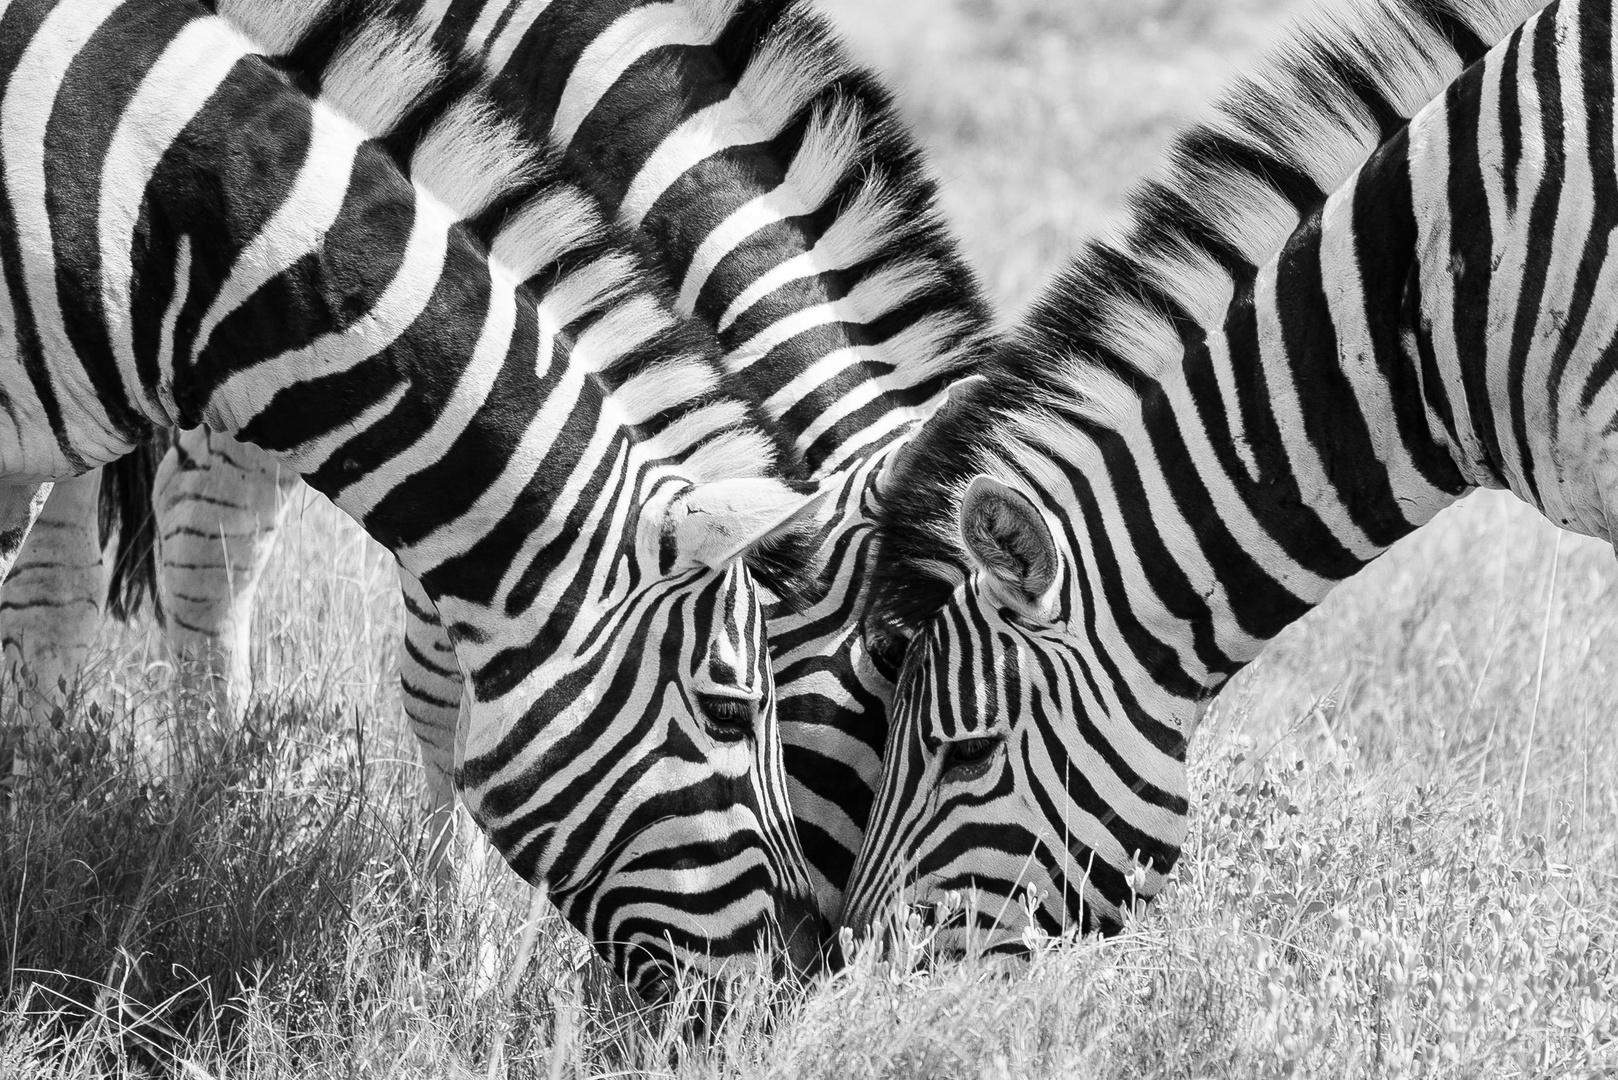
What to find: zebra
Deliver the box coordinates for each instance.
[391,0,995,916]
[0,0,834,997]
[838,0,1604,949]
[31,0,996,918]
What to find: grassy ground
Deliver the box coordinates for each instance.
[7,0,1618,1075]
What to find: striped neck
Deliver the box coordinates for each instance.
[849,0,1570,940]
[1043,124,1480,713]
[2,0,787,625]
[419,0,995,479]
[410,0,997,915]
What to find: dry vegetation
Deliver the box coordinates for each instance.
[6,0,1618,1075]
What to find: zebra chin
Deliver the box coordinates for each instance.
[544,822,830,998]
[842,888,1107,961]
[842,834,1179,957]
[591,889,831,1002]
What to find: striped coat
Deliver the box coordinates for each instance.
[0,0,827,997]
[841,0,1617,947]
[21,0,995,919]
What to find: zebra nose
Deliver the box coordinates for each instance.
[776,893,831,978]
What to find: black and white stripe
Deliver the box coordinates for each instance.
[841,0,1608,947]
[0,0,830,997]
[77,0,995,920]
[433,0,994,916]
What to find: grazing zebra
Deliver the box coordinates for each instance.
[0,0,832,996]
[839,0,1599,948]
[424,0,994,914]
[62,0,994,916]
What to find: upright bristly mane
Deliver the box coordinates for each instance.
[212,0,797,487]
[872,0,1546,634]
[448,0,997,477]
[693,1,996,454]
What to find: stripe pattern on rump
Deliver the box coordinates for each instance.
[0,0,826,997]
[844,0,1617,943]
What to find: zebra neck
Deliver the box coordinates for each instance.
[1025,120,1485,717]
[8,2,760,624]
[1407,0,1618,543]
[421,0,995,480]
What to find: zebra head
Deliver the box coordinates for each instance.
[842,471,1191,953]
[451,470,830,999]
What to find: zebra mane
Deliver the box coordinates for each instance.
[872,0,1546,634]
[462,0,995,477]
[700,1,996,428]
[213,0,797,490]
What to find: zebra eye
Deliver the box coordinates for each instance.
[941,736,999,780]
[1001,607,1048,633]
[861,621,908,679]
[696,693,756,743]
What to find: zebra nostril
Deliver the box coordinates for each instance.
[775,893,831,978]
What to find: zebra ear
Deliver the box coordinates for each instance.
[917,374,985,424]
[664,477,826,572]
[959,475,1059,607]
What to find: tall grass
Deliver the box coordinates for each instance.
[6,0,1618,1075]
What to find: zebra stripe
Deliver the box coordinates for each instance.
[80,0,992,920]
[152,428,298,715]
[0,0,828,997]
[843,0,1595,948]
[0,471,100,718]
[430,0,992,916]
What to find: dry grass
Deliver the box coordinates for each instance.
[7,0,1618,1075]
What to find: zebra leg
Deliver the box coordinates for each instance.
[398,567,477,887]
[153,430,298,717]
[0,480,53,777]
[0,473,104,724]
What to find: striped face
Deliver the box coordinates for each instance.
[448,473,828,998]
[842,476,1190,951]
[580,563,823,998]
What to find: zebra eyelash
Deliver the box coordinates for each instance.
[939,736,1000,782]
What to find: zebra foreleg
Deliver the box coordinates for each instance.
[0,475,96,728]
[398,567,481,890]
[152,431,298,718]
[0,480,54,777]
